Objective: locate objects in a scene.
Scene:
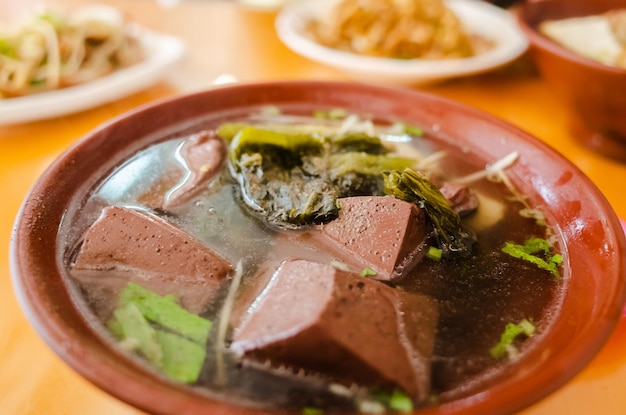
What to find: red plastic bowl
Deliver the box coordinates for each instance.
[10,81,626,415]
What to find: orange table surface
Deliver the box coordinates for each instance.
[1,1,625,414]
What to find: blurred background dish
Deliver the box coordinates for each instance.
[275,0,528,86]
[516,0,626,162]
[0,5,185,124]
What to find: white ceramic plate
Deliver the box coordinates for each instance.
[0,29,185,125]
[276,0,528,85]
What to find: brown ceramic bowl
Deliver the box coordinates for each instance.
[10,81,626,415]
[516,0,626,161]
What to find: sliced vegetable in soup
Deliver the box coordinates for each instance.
[64,107,564,413]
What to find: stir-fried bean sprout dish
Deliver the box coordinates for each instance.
[307,0,493,59]
[0,6,143,98]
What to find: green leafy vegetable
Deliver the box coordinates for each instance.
[155,330,208,383]
[490,319,536,360]
[118,282,212,344]
[501,237,563,278]
[331,131,387,154]
[110,302,163,364]
[233,154,340,226]
[383,168,475,256]
[108,283,212,383]
[224,121,418,228]
[229,126,324,167]
[330,153,414,177]
[216,122,249,142]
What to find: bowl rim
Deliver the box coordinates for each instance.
[10,80,626,415]
[514,0,626,75]
[275,0,529,82]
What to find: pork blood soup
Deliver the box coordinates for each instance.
[62,107,564,413]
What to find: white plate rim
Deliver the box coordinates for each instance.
[0,28,185,125]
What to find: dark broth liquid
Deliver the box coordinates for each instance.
[63,112,564,412]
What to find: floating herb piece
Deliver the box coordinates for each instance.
[389,389,414,413]
[360,267,377,277]
[502,237,562,278]
[367,389,414,413]
[426,246,443,261]
[302,407,324,415]
[490,319,536,360]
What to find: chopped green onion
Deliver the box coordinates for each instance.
[502,237,562,278]
[389,389,414,413]
[302,407,324,415]
[360,267,377,277]
[490,319,536,360]
[366,389,414,413]
[426,246,443,261]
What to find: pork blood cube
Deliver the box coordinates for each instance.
[231,259,439,401]
[70,206,231,317]
[163,130,227,210]
[316,196,429,281]
[439,182,479,217]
